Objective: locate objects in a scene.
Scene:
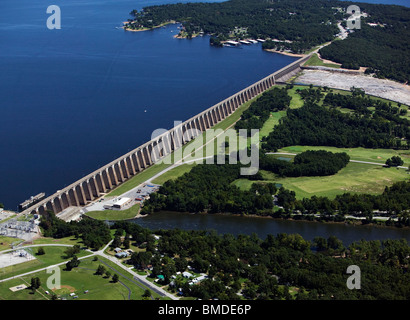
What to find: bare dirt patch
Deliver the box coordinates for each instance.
[296,70,410,105]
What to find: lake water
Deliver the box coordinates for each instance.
[0,0,297,210]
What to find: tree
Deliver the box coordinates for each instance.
[123,234,130,249]
[112,274,119,283]
[112,235,122,249]
[130,251,152,269]
[96,264,106,276]
[174,257,188,272]
[36,247,45,255]
[30,277,41,293]
[385,156,404,167]
[313,237,328,251]
[64,245,80,258]
[143,289,151,298]
[65,256,80,271]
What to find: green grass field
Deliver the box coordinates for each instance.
[0,256,165,300]
[31,236,83,246]
[0,236,21,251]
[259,111,287,139]
[0,246,91,281]
[86,203,141,220]
[278,146,410,167]
[304,53,341,68]
[234,161,409,199]
[152,163,196,185]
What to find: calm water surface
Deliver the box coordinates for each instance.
[131,211,410,245]
[0,0,297,209]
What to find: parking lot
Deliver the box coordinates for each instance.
[0,249,36,268]
[83,183,160,213]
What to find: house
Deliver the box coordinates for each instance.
[182,271,193,278]
[115,251,128,258]
[112,197,132,209]
[114,247,122,253]
[195,275,207,282]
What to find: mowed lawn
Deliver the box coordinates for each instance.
[86,203,141,220]
[278,146,410,167]
[152,163,196,185]
[303,53,341,68]
[0,257,162,300]
[233,161,409,199]
[0,246,91,281]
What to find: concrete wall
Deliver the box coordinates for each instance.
[23,54,311,216]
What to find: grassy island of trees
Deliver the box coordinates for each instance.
[260,150,350,177]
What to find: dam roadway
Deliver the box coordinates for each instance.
[20,54,311,218]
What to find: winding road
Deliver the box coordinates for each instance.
[265,152,408,169]
[0,241,179,300]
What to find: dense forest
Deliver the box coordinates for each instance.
[319,4,410,83]
[140,159,276,215]
[127,0,341,51]
[260,150,350,177]
[141,150,350,215]
[34,215,410,300]
[262,87,410,152]
[39,211,111,250]
[127,0,409,82]
[262,103,408,151]
[112,221,410,300]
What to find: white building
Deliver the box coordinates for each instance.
[112,197,132,209]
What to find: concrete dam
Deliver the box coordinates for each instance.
[21,54,311,217]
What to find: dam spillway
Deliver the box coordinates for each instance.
[21,54,311,217]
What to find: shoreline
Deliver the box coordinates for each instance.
[120,209,409,231]
[123,20,176,32]
[264,48,306,58]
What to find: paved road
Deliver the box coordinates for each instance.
[93,241,178,300]
[0,241,179,300]
[83,120,237,214]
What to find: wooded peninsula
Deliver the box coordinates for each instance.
[126,0,409,83]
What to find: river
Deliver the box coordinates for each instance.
[129,211,410,245]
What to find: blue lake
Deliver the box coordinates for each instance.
[0,0,298,210]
